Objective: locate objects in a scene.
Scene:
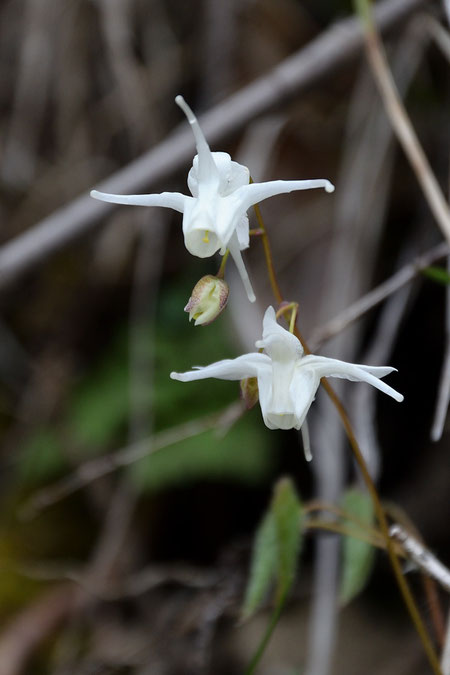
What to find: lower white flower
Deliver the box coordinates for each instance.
[171,306,403,448]
[91,97,334,303]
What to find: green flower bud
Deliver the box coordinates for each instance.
[184,275,229,326]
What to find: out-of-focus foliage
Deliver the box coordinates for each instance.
[242,477,303,619]
[16,281,274,493]
[422,265,450,286]
[129,414,272,494]
[339,487,375,605]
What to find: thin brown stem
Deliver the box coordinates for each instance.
[250,180,283,305]
[422,574,446,647]
[316,373,442,675]
[253,198,442,675]
[305,518,386,550]
[383,503,447,644]
[304,500,382,541]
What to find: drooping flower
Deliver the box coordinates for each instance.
[184,275,229,326]
[91,96,335,302]
[171,306,403,437]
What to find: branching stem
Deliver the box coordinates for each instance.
[252,199,442,675]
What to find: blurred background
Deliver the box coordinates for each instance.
[0,0,449,673]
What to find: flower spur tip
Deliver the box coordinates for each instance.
[175,95,195,123]
[325,181,335,193]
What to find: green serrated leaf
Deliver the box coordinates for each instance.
[242,510,277,620]
[243,478,303,674]
[339,487,375,605]
[422,265,450,286]
[242,477,302,621]
[272,477,303,603]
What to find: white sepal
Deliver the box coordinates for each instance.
[91,97,335,302]
[171,306,403,435]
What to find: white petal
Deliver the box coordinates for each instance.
[235,213,250,250]
[90,190,188,213]
[175,96,219,186]
[256,306,302,360]
[170,352,271,382]
[187,153,249,198]
[271,360,296,412]
[219,158,250,195]
[227,232,256,302]
[261,305,278,334]
[289,367,321,429]
[232,179,335,213]
[255,366,275,428]
[181,199,223,257]
[299,356,404,402]
[184,227,221,258]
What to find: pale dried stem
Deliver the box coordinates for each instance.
[431,253,450,441]
[0,585,76,675]
[305,27,424,673]
[444,0,450,26]
[352,277,412,480]
[98,0,151,145]
[425,15,450,63]
[309,241,450,350]
[363,27,450,244]
[20,401,244,519]
[389,525,450,593]
[1,0,56,187]
[0,0,426,290]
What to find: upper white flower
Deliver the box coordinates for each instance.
[171,306,403,434]
[91,96,335,303]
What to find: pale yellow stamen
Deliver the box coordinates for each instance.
[202,230,210,243]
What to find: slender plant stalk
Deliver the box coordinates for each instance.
[252,200,443,675]
[251,194,283,305]
[383,501,446,645]
[304,500,382,540]
[216,249,230,278]
[352,5,445,666]
[244,591,288,675]
[305,518,386,550]
[422,574,446,646]
[354,0,450,246]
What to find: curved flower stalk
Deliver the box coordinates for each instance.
[91,96,335,302]
[171,306,403,448]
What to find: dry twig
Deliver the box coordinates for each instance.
[357,1,450,243]
[20,401,245,519]
[0,585,76,675]
[0,0,425,290]
[390,525,450,593]
[309,241,450,350]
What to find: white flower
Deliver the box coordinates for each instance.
[171,306,403,437]
[91,96,335,303]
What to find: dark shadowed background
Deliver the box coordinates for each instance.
[0,0,448,673]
